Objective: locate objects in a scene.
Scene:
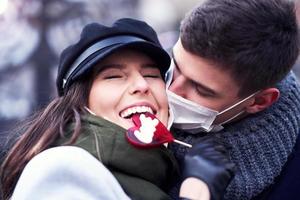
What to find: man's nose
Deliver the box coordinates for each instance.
[168,75,188,98]
[129,75,150,95]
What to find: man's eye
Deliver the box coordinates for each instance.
[195,90,213,97]
[193,83,214,98]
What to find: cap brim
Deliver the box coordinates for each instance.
[71,41,171,82]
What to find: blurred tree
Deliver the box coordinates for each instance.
[0,0,139,133]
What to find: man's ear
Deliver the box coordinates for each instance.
[246,88,280,114]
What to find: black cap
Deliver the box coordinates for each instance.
[56,18,171,96]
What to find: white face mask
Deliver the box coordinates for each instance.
[165,59,257,133]
[167,90,257,133]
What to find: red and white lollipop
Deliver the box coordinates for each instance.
[126,112,192,148]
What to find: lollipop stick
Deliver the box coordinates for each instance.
[173,139,192,148]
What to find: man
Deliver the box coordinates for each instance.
[167,0,300,199]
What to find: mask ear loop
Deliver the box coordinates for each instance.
[167,106,175,130]
[218,91,260,115]
[165,58,175,88]
[84,106,97,116]
[218,110,245,126]
[165,58,175,130]
[216,91,260,125]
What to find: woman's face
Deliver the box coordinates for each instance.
[88,49,169,129]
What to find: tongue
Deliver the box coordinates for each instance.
[131,113,143,126]
[126,112,174,148]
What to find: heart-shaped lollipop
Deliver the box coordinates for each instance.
[126,112,191,148]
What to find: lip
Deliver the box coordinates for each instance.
[119,102,157,117]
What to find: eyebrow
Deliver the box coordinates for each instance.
[94,64,122,74]
[96,63,160,73]
[171,50,218,97]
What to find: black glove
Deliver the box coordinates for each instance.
[182,137,235,200]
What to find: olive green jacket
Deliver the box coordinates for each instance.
[57,113,179,200]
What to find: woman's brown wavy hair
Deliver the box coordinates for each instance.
[0,78,93,200]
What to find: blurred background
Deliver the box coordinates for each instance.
[0,0,201,134]
[0,0,300,136]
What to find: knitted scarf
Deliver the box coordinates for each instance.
[169,72,300,200]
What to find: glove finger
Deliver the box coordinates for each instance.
[225,162,237,174]
[213,144,228,154]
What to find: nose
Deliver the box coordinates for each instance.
[168,75,188,98]
[129,74,150,95]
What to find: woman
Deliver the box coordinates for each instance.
[1,18,234,200]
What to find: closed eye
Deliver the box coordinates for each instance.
[103,75,123,79]
[143,74,162,78]
[192,81,217,98]
[141,67,162,79]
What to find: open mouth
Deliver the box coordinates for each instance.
[120,106,155,119]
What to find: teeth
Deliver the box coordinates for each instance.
[121,106,154,118]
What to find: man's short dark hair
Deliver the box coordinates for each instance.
[180,0,299,97]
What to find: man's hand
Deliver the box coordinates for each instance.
[182,137,235,200]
